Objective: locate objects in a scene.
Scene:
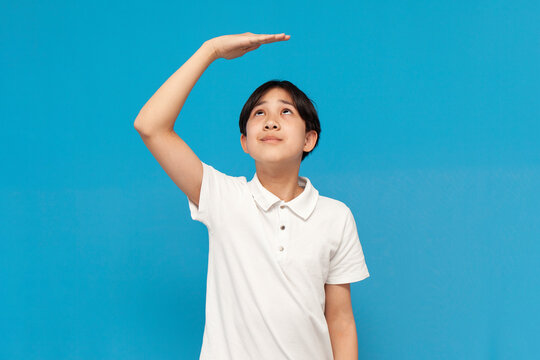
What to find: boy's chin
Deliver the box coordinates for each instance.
[254,155,299,165]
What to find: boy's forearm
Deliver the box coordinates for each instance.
[134,41,218,135]
[328,320,358,360]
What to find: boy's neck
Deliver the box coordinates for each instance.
[255,163,305,203]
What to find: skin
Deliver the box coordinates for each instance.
[325,283,358,359]
[207,32,291,60]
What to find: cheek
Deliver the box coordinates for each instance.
[245,133,258,149]
[246,123,261,143]
[290,126,307,143]
[245,121,256,136]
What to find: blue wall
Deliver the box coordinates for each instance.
[1,1,538,358]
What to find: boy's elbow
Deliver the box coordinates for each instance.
[134,116,146,132]
[134,117,153,136]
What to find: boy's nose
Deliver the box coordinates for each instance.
[264,120,279,129]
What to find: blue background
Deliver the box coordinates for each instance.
[1,1,539,359]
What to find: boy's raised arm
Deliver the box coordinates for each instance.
[133,33,290,207]
[134,41,217,136]
[133,41,216,207]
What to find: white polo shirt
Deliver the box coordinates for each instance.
[187,161,370,360]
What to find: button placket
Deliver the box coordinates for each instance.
[276,202,289,259]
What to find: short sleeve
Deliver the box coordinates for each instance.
[187,161,242,229]
[325,208,370,284]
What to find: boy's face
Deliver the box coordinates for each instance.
[240,87,318,166]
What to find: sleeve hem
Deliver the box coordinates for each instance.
[187,161,210,227]
[325,270,370,285]
[188,195,206,221]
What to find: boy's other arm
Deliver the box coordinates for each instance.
[133,41,218,207]
[324,283,358,360]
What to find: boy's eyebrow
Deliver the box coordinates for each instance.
[255,99,294,107]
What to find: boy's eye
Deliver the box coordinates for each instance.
[254,109,293,116]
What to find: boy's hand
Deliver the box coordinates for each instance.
[206,32,290,60]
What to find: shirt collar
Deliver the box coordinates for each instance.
[247,171,319,221]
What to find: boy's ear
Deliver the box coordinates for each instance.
[240,133,249,153]
[303,130,318,152]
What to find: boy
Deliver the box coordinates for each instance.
[134,32,370,360]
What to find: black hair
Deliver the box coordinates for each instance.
[239,80,321,162]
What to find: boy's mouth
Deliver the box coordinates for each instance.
[261,138,282,144]
[261,135,282,142]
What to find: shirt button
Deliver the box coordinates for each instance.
[280,225,285,230]
[279,245,284,251]
[280,205,285,209]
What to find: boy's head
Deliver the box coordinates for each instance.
[239,80,321,165]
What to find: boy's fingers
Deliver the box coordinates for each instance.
[253,33,290,44]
